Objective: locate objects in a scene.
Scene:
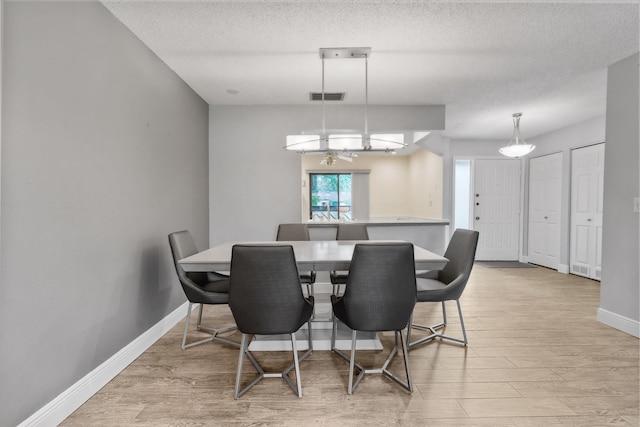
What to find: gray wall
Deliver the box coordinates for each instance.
[208,105,445,246]
[0,2,210,426]
[600,53,640,324]
[209,106,304,244]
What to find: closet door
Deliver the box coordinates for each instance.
[570,144,604,280]
[528,153,562,270]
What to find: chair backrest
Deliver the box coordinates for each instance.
[439,229,480,287]
[276,223,310,241]
[336,223,369,241]
[342,243,416,332]
[168,230,208,287]
[229,245,310,335]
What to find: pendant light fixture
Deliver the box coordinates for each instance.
[285,47,406,157]
[499,112,535,158]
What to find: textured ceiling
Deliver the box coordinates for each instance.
[101,1,639,140]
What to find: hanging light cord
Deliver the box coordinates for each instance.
[513,113,521,144]
[322,53,326,136]
[364,54,369,136]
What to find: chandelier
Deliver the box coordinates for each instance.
[499,113,536,158]
[285,47,406,158]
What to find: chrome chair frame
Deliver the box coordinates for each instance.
[407,299,468,348]
[181,302,239,350]
[331,325,412,394]
[234,326,313,399]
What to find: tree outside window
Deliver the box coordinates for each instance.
[310,173,352,220]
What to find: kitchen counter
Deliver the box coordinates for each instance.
[306,217,449,227]
[306,217,450,254]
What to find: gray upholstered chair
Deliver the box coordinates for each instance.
[335,223,369,241]
[229,244,314,399]
[407,228,479,349]
[168,230,239,350]
[276,223,316,297]
[331,242,416,394]
[330,223,369,295]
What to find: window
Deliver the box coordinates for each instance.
[309,173,352,220]
[454,159,472,229]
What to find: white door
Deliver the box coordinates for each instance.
[473,159,522,260]
[528,152,562,269]
[570,144,604,280]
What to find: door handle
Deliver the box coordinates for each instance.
[475,216,480,220]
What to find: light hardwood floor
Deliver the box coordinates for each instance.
[62,265,639,426]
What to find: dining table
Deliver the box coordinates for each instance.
[179,240,449,351]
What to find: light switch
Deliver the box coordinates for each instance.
[634,197,640,213]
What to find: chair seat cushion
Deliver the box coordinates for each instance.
[186,279,231,305]
[299,271,316,285]
[416,278,456,302]
[207,271,230,281]
[330,271,348,285]
[415,270,438,279]
[201,279,230,293]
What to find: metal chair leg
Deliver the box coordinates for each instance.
[234,333,249,399]
[182,303,218,350]
[291,333,303,397]
[408,299,468,349]
[332,321,412,394]
[196,303,204,330]
[348,330,357,395]
[182,302,240,350]
[456,299,468,345]
[380,330,412,392]
[235,324,313,398]
[441,300,448,325]
[399,330,413,392]
[331,317,338,350]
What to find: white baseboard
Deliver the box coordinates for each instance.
[519,257,568,274]
[597,308,640,338]
[18,301,189,427]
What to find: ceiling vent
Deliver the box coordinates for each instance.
[310,92,345,101]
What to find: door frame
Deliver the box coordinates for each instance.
[452,155,526,261]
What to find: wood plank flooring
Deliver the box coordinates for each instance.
[61,265,639,426]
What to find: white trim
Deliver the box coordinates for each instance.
[17,302,189,427]
[597,308,640,338]
[558,264,569,274]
